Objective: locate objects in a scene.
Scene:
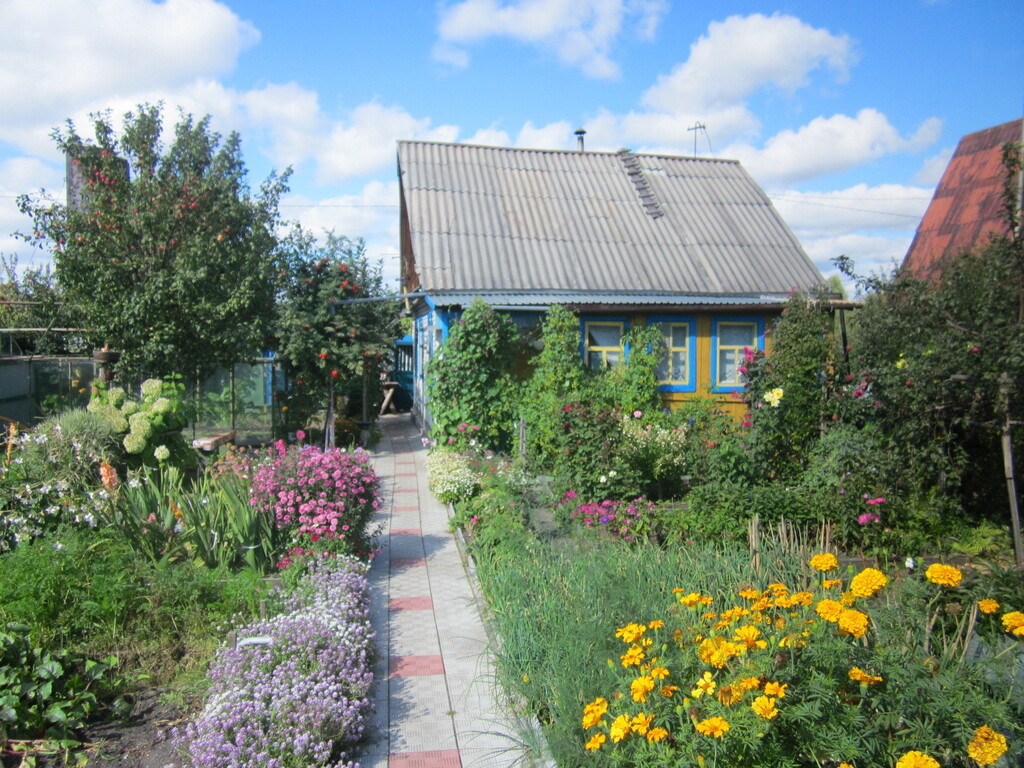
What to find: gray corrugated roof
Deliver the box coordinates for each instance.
[426,290,796,309]
[398,141,824,296]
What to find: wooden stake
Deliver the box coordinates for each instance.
[998,373,1024,567]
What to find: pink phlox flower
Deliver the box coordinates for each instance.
[858,512,880,525]
[865,497,885,505]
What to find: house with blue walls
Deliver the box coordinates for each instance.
[397,139,828,426]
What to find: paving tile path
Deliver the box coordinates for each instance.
[359,414,539,768]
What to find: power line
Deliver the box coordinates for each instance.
[770,197,924,219]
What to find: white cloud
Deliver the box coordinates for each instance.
[725,110,942,186]
[802,233,908,292]
[516,121,574,149]
[641,14,855,135]
[0,0,257,149]
[435,0,667,79]
[0,157,65,266]
[770,183,932,238]
[913,147,954,186]
[464,127,513,147]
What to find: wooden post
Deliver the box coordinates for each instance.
[998,373,1024,567]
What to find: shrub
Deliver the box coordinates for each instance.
[576,557,1022,767]
[426,448,482,504]
[563,494,658,544]
[249,441,381,561]
[425,298,523,453]
[173,556,375,768]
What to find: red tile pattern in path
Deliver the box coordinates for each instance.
[390,528,422,536]
[391,557,427,569]
[389,654,444,678]
[389,750,462,768]
[389,596,433,611]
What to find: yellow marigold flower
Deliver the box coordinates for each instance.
[733,625,768,650]
[822,578,843,589]
[631,712,654,735]
[967,725,1009,766]
[738,676,761,691]
[977,598,1000,614]
[838,608,870,638]
[648,619,665,629]
[848,667,883,685]
[698,637,742,668]
[738,588,761,600]
[691,671,716,699]
[778,632,809,648]
[816,599,844,623]
[774,595,795,609]
[615,622,647,643]
[1001,611,1024,636]
[621,644,645,667]
[849,567,888,598]
[660,685,679,697]
[647,727,669,743]
[581,697,608,729]
[609,714,632,742]
[751,597,773,611]
[839,591,858,606]
[631,675,656,703]
[895,750,940,768]
[763,681,787,698]
[768,582,789,595]
[650,666,670,680]
[925,562,963,587]
[585,733,606,751]
[751,695,779,719]
[791,591,814,606]
[700,595,714,606]
[678,591,704,607]
[717,685,742,706]
[837,763,854,768]
[641,636,654,647]
[695,716,730,738]
[810,552,838,572]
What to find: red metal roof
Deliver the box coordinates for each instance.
[902,118,1022,280]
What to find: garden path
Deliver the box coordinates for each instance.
[360,414,540,768]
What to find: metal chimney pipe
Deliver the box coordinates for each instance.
[575,128,586,151]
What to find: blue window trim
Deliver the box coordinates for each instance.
[710,316,765,393]
[580,316,630,368]
[649,314,698,393]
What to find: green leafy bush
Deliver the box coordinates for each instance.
[426,298,524,453]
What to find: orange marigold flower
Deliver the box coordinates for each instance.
[1000,611,1024,637]
[615,623,646,643]
[822,578,843,589]
[585,733,606,751]
[751,695,779,719]
[581,697,608,729]
[717,685,742,706]
[737,676,761,691]
[631,675,656,703]
[609,714,632,742]
[895,750,939,768]
[647,727,669,743]
[738,588,761,600]
[837,763,854,768]
[925,562,963,587]
[650,666,670,680]
[838,608,869,638]
[848,667,883,685]
[763,681,787,698]
[631,712,654,735]
[816,599,844,623]
[977,598,1000,614]
[621,644,645,667]
[648,619,665,629]
[695,716,730,738]
[790,591,814,606]
[849,567,888,598]
[660,685,679,697]
[967,725,1009,766]
[810,553,838,571]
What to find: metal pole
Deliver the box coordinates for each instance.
[998,373,1024,567]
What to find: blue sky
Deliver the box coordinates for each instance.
[1,0,1021,292]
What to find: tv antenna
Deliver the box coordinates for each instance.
[687,122,714,157]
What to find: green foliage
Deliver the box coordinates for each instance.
[0,254,86,356]
[743,292,838,481]
[18,104,289,381]
[0,623,127,751]
[521,305,588,465]
[847,229,1024,520]
[88,376,195,470]
[274,229,395,431]
[425,448,482,504]
[452,462,533,553]
[591,324,664,416]
[426,299,522,452]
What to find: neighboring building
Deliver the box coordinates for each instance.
[902,118,1023,282]
[397,139,827,424]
